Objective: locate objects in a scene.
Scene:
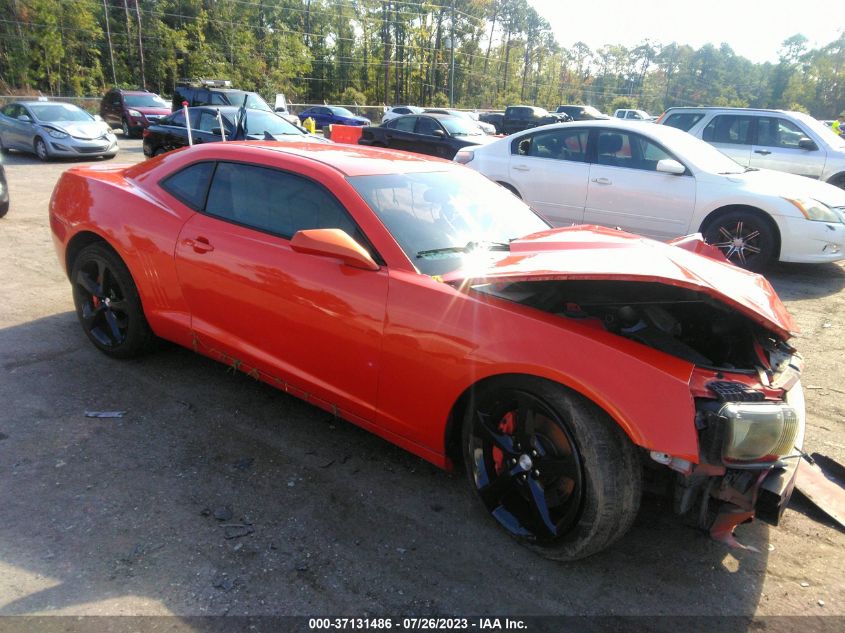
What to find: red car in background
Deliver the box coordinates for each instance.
[100,88,171,138]
[49,142,806,559]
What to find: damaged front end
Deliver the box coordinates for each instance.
[471,275,805,547]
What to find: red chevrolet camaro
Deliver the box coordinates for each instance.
[50,142,806,559]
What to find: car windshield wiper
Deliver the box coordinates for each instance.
[416,241,510,259]
[744,166,759,172]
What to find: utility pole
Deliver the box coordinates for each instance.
[449,0,455,107]
[133,0,146,88]
[102,0,117,84]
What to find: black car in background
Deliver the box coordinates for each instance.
[554,105,609,121]
[171,80,273,113]
[358,113,494,159]
[478,111,505,134]
[142,106,325,157]
[501,105,569,135]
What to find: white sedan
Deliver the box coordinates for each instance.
[455,121,845,270]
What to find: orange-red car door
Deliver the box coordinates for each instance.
[173,162,388,424]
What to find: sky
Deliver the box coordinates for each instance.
[528,0,843,64]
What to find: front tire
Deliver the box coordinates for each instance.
[122,119,132,138]
[34,137,49,161]
[702,210,776,271]
[463,378,642,560]
[70,243,154,358]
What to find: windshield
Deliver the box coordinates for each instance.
[124,94,168,108]
[583,106,604,118]
[29,103,93,123]
[226,110,304,137]
[330,107,356,117]
[441,118,484,136]
[794,112,845,149]
[348,170,549,276]
[228,91,271,112]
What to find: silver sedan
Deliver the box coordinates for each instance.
[0,101,118,161]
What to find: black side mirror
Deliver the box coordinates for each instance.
[432,129,446,138]
[798,138,818,151]
[518,139,531,155]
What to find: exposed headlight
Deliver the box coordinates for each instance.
[786,198,842,223]
[127,109,142,118]
[454,150,475,164]
[720,401,799,462]
[45,127,69,139]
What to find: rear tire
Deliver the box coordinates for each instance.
[70,243,154,358]
[463,377,642,560]
[829,174,845,191]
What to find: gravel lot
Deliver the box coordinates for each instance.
[0,137,843,624]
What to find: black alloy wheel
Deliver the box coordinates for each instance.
[703,211,776,271]
[70,243,153,358]
[467,389,584,542]
[463,378,642,560]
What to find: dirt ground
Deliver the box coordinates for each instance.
[0,138,843,625]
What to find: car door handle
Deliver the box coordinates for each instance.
[754,149,771,155]
[513,164,530,171]
[183,237,214,253]
[591,177,612,185]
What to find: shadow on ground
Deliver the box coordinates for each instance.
[0,313,772,620]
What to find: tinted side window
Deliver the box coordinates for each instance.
[595,131,681,172]
[205,163,357,239]
[756,117,808,148]
[168,110,187,127]
[209,92,229,106]
[663,112,704,131]
[393,116,417,132]
[160,162,215,210]
[415,117,441,136]
[703,115,753,145]
[518,128,589,162]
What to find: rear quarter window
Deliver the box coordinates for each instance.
[160,162,215,210]
[663,112,704,131]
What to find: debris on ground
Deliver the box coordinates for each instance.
[213,506,234,522]
[212,574,235,591]
[84,410,126,418]
[222,524,255,539]
[795,453,845,529]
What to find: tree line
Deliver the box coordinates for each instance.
[1,0,843,117]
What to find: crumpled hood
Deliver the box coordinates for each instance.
[727,169,845,208]
[441,226,796,339]
[48,120,110,140]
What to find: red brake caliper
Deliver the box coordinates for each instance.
[492,411,516,474]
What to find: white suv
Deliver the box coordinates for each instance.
[657,107,845,189]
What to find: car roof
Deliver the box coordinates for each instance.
[118,89,155,95]
[662,106,793,114]
[158,141,458,178]
[16,101,83,108]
